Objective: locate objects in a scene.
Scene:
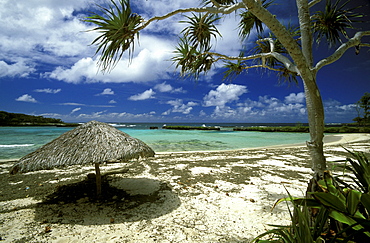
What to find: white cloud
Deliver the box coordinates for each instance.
[0,61,35,78]
[73,110,156,122]
[0,0,96,66]
[48,35,175,83]
[205,93,308,122]
[16,94,38,103]
[109,100,117,104]
[70,107,81,114]
[0,0,260,83]
[323,99,357,121]
[97,88,114,96]
[203,83,248,107]
[154,82,186,93]
[162,99,198,115]
[285,92,305,104]
[128,89,156,101]
[34,88,61,94]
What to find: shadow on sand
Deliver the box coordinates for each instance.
[34,177,181,225]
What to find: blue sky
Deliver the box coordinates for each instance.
[0,0,369,123]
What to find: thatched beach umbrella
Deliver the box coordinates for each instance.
[10,120,155,196]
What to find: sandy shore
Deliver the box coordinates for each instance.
[1,133,369,242]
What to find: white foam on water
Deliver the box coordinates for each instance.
[0,144,34,148]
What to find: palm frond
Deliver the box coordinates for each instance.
[223,51,246,81]
[85,0,143,72]
[238,0,275,41]
[172,37,215,79]
[312,0,364,46]
[201,0,237,6]
[180,13,221,50]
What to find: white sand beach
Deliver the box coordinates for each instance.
[1,133,369,242]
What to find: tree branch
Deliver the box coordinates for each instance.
[242,0,309,77]
[208,50,299,73]
[308,0,322,8]
[242,64,286,72]
[256,38,275,52]
[314,31,370,71]
[137,2,245,32]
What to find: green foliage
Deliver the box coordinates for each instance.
[253,191,328,243]
[85,0,143,72]
[254,151,370,242]
[162,125,220,131]
[238,0,274,41]
[172,37,215,79]
[180,13,221,50]
[233,126,310,133]
[202,0,237,5]
[312,0,364,46]
[354,93,370,125]
[233,125,370,133]
[335,149,370,194]
[173,13,221,79]
[0,111,65,126]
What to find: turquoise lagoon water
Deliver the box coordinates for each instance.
[0,124,310,160]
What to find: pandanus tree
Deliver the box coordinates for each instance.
[85,0,370,188]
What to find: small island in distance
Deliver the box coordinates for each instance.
[0,111,78,127]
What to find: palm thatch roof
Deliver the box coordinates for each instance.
[10,120,155,174]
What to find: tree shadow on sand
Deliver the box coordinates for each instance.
[34,176,181,225]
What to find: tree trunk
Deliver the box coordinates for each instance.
[243,0,328,179]
[302,74,327,180]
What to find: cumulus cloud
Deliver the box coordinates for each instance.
[285,92,305,104]
[16,94,38,103]
[74,110,156,122]
[48,35,175,83]
[128,89,156,101]
[0,0,96,66]
[96,88,114,96]
[34,88,61,94]
[0,61,35,78]
[323,99,357,121]
[203,83,248,107]
[109,100,117,104]
[204,92,308,122]
[162,99,198,115]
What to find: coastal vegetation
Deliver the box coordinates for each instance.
[0,111,77,126]
[353,92,370,126]
[234,125,370,133]
[163,125,220,131]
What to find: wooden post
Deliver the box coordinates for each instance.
[95,163,102,197]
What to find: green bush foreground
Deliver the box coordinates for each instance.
[254,150,370,242]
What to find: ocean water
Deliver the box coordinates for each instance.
[0,123,310,160]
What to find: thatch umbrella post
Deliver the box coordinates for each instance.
[9,120,155,199]
[95,163,102,197]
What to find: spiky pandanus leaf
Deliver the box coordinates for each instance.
[312,0,364,46]
[172,37,215,79]
[180,13,221,50]
[238,0,275,41]
[201,0,237,6]
[85,0,143,72]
